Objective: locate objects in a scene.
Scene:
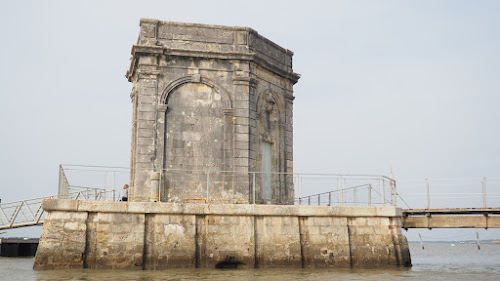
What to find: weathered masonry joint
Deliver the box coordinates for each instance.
[126,19,299,204]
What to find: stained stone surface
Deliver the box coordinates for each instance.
[33,200,412,269]
[126,19,299,204]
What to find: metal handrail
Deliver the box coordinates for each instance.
[0,188,117,230]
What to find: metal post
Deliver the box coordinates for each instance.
[318,194,320,206]
[389,179,394,206]
[393,179,398,207]
[58,165,69,199]
[252,172,256,205]
[483,177,487,208]
[393,180,398,207]
[328,192,331,206]
[297,174,301,205]
[353,186,357,206]
[368,184,372,206]
[158,169,163,202]
[308,196,310,206]
[476,232,481,250]
[206,171,210,203]
[426,178,430,209]
[57,165,63,198]
[111,171,115,196]
[381,178,385,206]
[390,167,394,206]
[340,175,344,206]
[104,171,107,191]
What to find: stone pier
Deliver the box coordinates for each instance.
[34,199,411,269]
[34,20,412,270]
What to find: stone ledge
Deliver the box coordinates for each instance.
[127,46,300,84]
[42,199,402,217]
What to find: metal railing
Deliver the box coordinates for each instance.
[56,164,402,207]
[296,179,410,208]
[0,187,117,230]
[6,164,498,230]
[397,177,500,209]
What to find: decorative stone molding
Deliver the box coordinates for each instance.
[232,76,259,88]
[160,75,233,108]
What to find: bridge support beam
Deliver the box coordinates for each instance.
[403,215,500,228]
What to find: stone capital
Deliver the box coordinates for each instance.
[137,68,160,80]
[158,104,168,113]
[231,76,259,88]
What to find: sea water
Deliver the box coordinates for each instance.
[1,243,499,281]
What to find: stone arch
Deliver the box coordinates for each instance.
[161,75,233,109]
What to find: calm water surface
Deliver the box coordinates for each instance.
[2,243,500,281]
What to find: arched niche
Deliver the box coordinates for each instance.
[160,76,234,201]
[255,89,287,203]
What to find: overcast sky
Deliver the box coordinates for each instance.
[1,0,499,240]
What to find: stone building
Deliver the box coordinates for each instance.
[33,20,412,270]
[126,19,300,204]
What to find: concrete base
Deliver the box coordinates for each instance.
[34,200,411,270]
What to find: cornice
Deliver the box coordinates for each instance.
[126,45,300,84]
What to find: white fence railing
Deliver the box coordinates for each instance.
[7,165,498,230]
[397,177,500,209]
[57,164,402,206]
[0,188,116,230]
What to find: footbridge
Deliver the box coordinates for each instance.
[0,189,116,230]
[0,166,118,230]
[297,176,500,229]
[402,208,500,228]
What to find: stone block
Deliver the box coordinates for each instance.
[42,199,78,212]
[198,215,255,268]
[145,214,196,269]
[138,128,154,138]
[137,111,155,120]
[137,103,155,111]
[137,120,155,129]
[255,216,302,268]
[136,154,153,163]
[34,211,88,270]
[138,95,157,104]
[85,212,145,269]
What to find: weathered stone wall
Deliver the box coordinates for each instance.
[126,19,299,204]
[34,210,87,269]
[34,200,411,270]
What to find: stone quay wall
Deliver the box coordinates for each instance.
[34,199,411,270]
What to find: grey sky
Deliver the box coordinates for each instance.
[1,0,499,240]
